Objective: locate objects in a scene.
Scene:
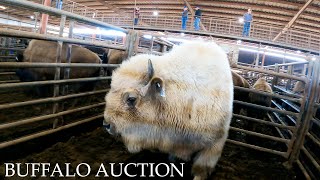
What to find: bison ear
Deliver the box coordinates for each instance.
[16,51,24,62]
[140,77,166,98]
[151,77,166,97]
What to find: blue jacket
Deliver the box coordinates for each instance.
[244,13,253,22]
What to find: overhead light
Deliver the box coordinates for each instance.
[236,40,242,44]
[73,28,126,37]
[239,47,307,62]
[30,16,34,19]
[158,32,165,35]
[180,33,185,36]
[311,57,316,61]
[143,34,152,39]
[296,50,301,54]
[238,17,244,23]
[153,11,159,16]
[0,6,6,10]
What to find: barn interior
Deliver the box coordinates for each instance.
[0,0,319,179]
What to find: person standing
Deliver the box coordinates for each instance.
[194,6,202,31]
[56,0,63,10]
[134,7,140,25]
[242,8,253,37]
[181,6,188,30]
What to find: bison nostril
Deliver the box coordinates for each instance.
[104,123,111,130]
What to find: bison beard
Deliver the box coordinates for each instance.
[104,41,233,180]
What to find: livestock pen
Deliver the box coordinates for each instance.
[0,0,319,179]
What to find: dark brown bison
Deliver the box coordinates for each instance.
[232,70,250,115]
[248,77,273,120]
[104,42,233,180]
[16,40,101,96]
[292,81,305,94]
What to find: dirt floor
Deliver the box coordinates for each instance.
[0,125,298,180]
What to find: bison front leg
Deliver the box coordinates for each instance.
[191,137,226,180]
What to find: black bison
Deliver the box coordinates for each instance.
[103,42,234,180]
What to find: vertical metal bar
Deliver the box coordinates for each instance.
[285,61,313,161]
[33,12,39,33]
[62,20,74,95]
[286,65,293,90]
[302,64,308,75]
[149,36,154,53]
[271,64,279,91]
[286,60,319,167]
[52,15,66,129]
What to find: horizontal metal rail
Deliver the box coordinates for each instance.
[273,85,303,99]
[306,132,320,147]
[0,80,19,83]
[230,127,290,143]
[0,114,103,149]
[233,114,295,130]
[0,76,111,89]
[234,100,298,117]
[226,139,286,157]
[301,146,320,170]
[0,72,16,76]
[235,65,307,82]
[234,86,301,103]
[0,102,104,130]
[0,56,16,59]
[297,160,311,180]
[0,89,108,110]
[264,61,309,68]
[0,47,25,51]
[0,29,126,50]
[0,62,120,68]
[0,0,127,33]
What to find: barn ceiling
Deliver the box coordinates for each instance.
[67,0,320,33]
[0,0,319,51]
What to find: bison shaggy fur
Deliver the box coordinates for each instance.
[104,42,233,180]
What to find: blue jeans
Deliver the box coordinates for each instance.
[56,0,63,10]
[194,17,200,31]
[242,22,251,37]
[181,16,188,30]
[134,18,139,25]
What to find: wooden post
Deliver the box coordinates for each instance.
[125,30,139,59]
[39,0,51,34]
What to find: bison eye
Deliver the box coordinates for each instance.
[126,96,137,107]
[123,91,139,108]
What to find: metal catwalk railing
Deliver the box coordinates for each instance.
[45,0,320,53]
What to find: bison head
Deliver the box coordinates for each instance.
[104,57,166,152]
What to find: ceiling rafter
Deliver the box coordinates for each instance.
[273,0,315,41]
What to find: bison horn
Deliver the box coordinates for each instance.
[144,59,154,84]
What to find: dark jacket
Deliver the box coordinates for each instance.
[195,9,202,18]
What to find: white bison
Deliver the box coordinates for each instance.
[104,42,233,180]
